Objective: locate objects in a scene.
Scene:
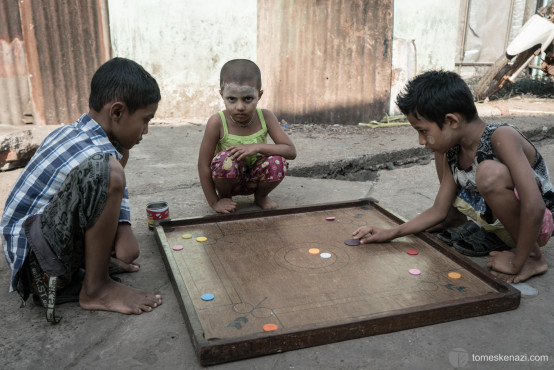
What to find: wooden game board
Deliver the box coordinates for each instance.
[153,199,519,366]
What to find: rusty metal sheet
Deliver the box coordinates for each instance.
[18,0,111,125]
[0,0,30,126]
[257,0,393,125]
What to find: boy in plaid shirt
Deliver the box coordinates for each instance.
[1,58,162,322]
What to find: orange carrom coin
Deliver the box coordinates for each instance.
[308,248,320,254]
[263,323,278,331]
[448,272,462,279]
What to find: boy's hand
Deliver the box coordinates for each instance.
[212,198,237,213]
[352,226,396,244]
[227,144,259,161]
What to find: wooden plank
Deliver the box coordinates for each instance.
[154,199,519,366]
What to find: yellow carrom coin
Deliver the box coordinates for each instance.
[196,236,208,242]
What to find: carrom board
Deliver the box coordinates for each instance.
[154,199,519,366]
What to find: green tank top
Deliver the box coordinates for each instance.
[215,108,268,167]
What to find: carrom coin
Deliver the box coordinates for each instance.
[344,239,360,246]
[263,323,278,331]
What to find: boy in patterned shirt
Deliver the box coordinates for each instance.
[352,70,554,283]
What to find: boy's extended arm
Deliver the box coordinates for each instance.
[491,127,545,272]
[354,156,458,244]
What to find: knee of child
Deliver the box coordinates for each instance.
[273,156,287,172]
[211,150,243,177]
[476,160,509,195]
[213,150,233,161]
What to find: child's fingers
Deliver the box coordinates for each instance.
[352,227,365,236]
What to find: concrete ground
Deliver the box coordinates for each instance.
[1,98,553,369]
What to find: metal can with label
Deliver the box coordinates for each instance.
[146,201,170,230]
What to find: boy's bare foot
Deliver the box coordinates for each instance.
[79,278,162,314]
[255,194,279,210]
[488,252,548,283]
[109,256,140,274]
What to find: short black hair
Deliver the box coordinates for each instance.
[395,70,477,128]
[220,59,261,90]
[89,57,161,114]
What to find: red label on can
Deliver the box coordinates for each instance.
[146,201,170,229]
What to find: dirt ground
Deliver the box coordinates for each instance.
[1,94,554,369]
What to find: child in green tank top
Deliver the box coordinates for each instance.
[198,59,296,213]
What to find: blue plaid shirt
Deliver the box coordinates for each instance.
[1,114,131,292]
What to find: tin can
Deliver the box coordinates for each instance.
[146,201,170,230]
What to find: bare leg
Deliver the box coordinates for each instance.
[79,157,162,314]
[113,223,140,267]
[477,160,547,282]
[254,181,281,210]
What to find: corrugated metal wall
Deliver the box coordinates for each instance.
[258,0,393,125]
[0,0,110,126]
[0,0,30,126]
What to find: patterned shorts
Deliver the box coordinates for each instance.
[210,150,288,196]
[23,153,110,293]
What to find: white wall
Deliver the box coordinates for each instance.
[389,0,460,114]
[108,0,257,121]
[393,0,460,73]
